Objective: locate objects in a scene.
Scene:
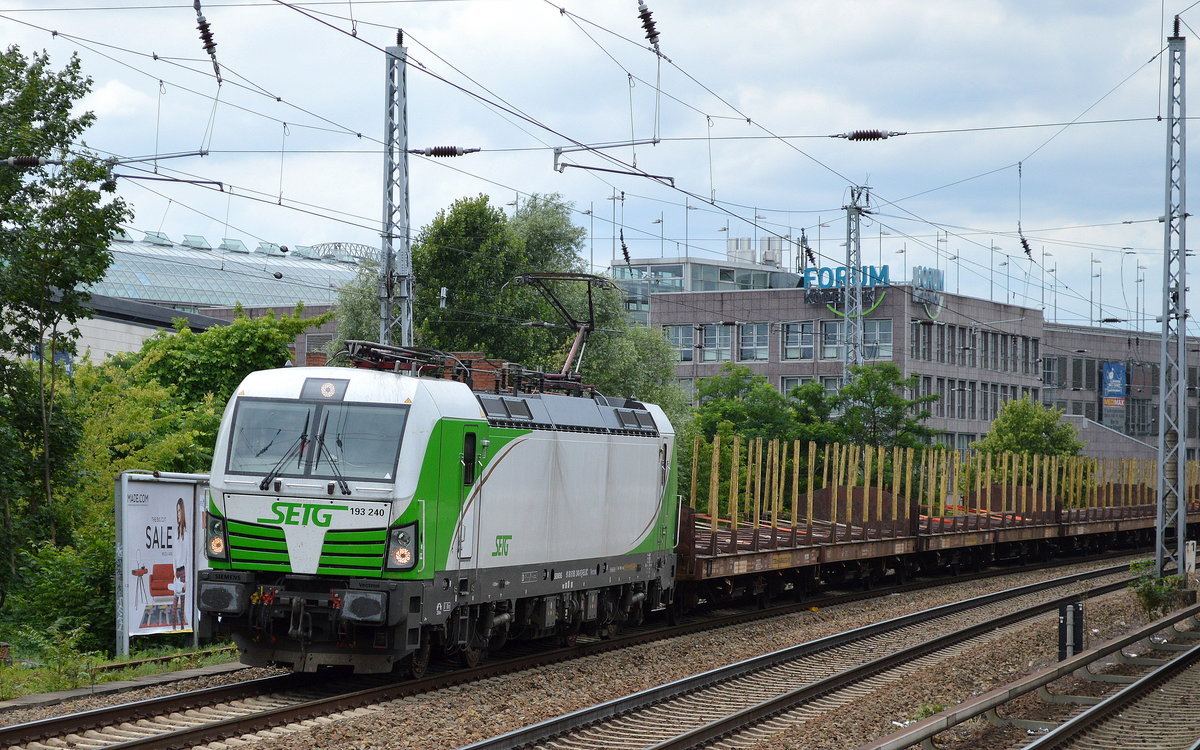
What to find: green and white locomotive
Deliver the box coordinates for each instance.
[197,342,678,674]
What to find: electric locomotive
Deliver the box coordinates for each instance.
[196,341,678,675]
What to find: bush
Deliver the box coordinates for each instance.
[1128,559,1186,619]
[0,536,115,655]
[17,619,103,691]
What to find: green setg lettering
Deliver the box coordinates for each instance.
[258,502,350,527]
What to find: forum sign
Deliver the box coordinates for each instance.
[801,265,890,307]
[912,265,945,318]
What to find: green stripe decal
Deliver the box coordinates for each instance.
[236,561,291,572]
[232,549,290,563]
[325,529,386,542]
[317,555,382,568]
[229,537,288,551]
[228,520,285,538]
[321,542,385,555]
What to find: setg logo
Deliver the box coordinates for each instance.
[258,502,349,527]
[492,535,512,557]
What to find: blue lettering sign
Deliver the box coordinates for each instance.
[800,265,892,289]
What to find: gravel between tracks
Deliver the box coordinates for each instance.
[225,559,1147,750]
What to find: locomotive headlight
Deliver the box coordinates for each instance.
[385,523,418,571]
[205,516,229,560]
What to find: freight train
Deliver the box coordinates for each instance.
[197,341,677,675]
[198,340,1183,676]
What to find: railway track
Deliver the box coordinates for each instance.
[1024,637,1200,749]
[0,558,1134,750]
[461,566,1131,750]
[860,603,1200,750]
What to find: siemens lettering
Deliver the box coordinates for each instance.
[801,265,890,289]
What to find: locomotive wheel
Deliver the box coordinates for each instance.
[460,643,486,668]
[407,640,431,679]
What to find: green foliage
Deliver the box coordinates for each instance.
[0,46,132,541]
[16,619,103,691]
[68,356,220,515]
[1128,559,1185,619]
[327,260,381,359]
[509,193,586,272]
[911,703,946,721]
[0,359,82,589]
[694,363,797,441]
[412,195,549,365]
[581,313,691,428]
[0,46,131,358]
[134,304,330,404]
[1,536,115,655]
[972,396,1083,456]
[836,363,936,450]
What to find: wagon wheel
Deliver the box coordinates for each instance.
[557,617,581,647]
[460,641,486,668]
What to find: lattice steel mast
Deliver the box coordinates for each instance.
[843,186,869,373]
[1156,20,1188,578]
[380,32,413,347]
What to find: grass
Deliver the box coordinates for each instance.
[0,643,238,701]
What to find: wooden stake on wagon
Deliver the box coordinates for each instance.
[708,435,721,532]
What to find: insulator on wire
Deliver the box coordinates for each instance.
[194,1,222,83]
[3,156,48,167]
[621,230,631,265]
[1020,235,1033,258]
[637,1,661,49]
[409,146,481,157]
[836,130,907,141]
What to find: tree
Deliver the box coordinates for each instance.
[411,195,549,365]
[133,305,331,405]
[509,193,586,272]
[835,363,937,449]
[972,396,1083,456]
[582,321,690,428]
[0,46,132,539]
[327,259,380,358]
[693,363,796,441]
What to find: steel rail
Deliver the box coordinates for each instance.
[859,603,1200,750]
[0,673,311,747]
[1024,633,1200,749]
[461,565,1129,750]
[1,558,1132,750]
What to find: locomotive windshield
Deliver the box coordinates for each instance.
[226,398,409,482]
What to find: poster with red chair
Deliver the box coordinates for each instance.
[116,471,209,655]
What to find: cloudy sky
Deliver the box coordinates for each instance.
[0,0,1194,331]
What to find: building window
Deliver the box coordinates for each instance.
[782,321,815,360]
[699,324,731,362]
[677,377,696,403]
[738,323,770,361]
[934,377,946,417]
[664,325,694,362]
[864,319,893,359]
[966,381,977,420]
[820,320,843,360]
[781,375,814,393]
[1084,359,1099,391]
[910,320,920,359]
[820,375,842,397]
[935,324,947,363]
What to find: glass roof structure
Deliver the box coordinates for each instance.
[90,232,368,311]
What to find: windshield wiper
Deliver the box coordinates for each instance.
[259,411,310,491]
[314,411,351,495]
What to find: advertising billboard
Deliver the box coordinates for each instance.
[115,471,208,654]
[1102,362,1127,407]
